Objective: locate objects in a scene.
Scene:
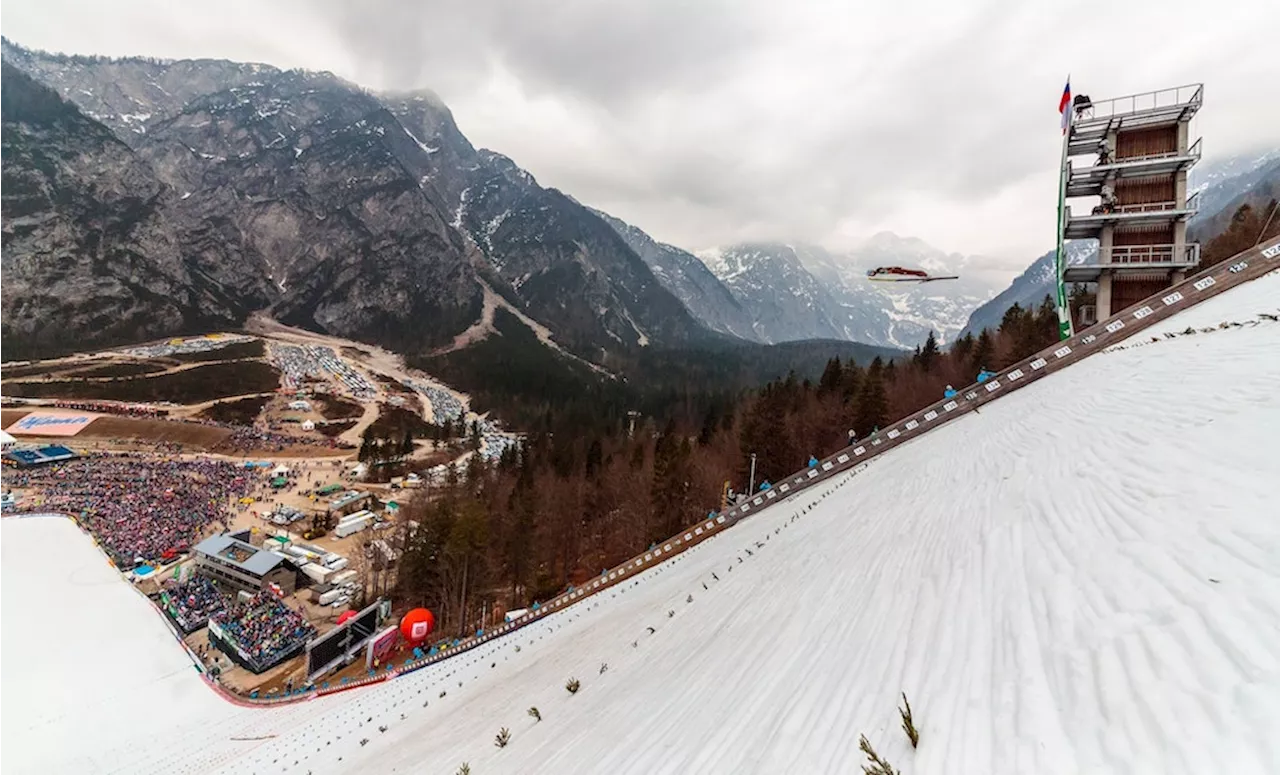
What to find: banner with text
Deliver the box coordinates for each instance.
[5,412,100,437]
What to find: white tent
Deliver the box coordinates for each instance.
[301,420,316,431]
[0,429,14,452]
[272,465,291,476]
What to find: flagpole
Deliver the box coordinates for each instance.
[1055,82,1075,341]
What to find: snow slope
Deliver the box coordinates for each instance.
[3,276,1279,775]
[1108,269,1280,342]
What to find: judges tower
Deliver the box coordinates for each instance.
[1062,84,1203,321]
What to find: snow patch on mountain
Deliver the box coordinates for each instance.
[696,235,999,348]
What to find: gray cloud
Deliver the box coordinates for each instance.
[317,0,762,106]
[4,0,1278,277]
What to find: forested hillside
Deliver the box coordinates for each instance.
[391,299,1066,635]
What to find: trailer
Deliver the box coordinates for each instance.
[335,515,373,538]
[317,588,342,606]
[337,509,373,526]
[285,545,322,562]
[299,562,335,585]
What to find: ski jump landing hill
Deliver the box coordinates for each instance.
[2,240,1278,774]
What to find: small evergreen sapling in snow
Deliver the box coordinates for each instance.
[528,706,541,722]
[495,727,511,748]
[456,764,471,775]
[899,693,919,748]
[858,734,900,775]
[566,678,581,694]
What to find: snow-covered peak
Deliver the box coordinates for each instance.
[692,240,994,347]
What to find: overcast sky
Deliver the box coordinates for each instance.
[5,0,1278,276]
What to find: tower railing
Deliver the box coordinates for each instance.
[1097,244,1200,267]
[1073,84,1203,125]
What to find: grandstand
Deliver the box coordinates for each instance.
[207,590,317,674]
[2,444,78,468]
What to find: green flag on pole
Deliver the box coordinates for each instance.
[1055,77,1076,341]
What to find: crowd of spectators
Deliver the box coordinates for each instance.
[212,424,328,453]
[7,453,252,565]
[48,399,167,418]
[164,575,228,631]
[211,591,317,668]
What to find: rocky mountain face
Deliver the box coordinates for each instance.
[1189,153,1280,243]
[383,94,705,355]
[692,236,999,349]
[960,151,1280,338]
[590,209,757,341]
[1,40,705,362]
[697,243,869,344]
[1,63,242,359]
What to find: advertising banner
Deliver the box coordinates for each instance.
[365,626,400,670]
[5,412,99,437]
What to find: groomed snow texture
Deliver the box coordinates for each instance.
[3,274,1279,775]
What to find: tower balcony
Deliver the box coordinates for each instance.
[1068,84,1203,157]
[1063,243,1200,282]
[1064,191,1200,239]
[1065,138,1201,198]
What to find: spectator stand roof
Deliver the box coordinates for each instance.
[2,444,79,468]
[193,534,286,578]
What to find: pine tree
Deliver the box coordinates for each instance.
[918,331,939,373]
[818,357,843,395]
[854,359,889,437]
[951,332,975,364]
[585,438,604,480]
[697,405,719,446]
[970,329,995,375]
[504,470,536,597]
[651,421,693,537]
[841,361,863,402]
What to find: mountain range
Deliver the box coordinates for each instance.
[3,38,1274,368]
[0,38,1004,368]
[0,39,710,363]
[700,236,1000,348]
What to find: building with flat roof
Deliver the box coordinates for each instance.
[192,533,297,595]
[327,490,374,516]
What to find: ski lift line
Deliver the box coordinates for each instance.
[211,242,1280,708]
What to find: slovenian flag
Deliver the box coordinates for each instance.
[1058,79,1072,134]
